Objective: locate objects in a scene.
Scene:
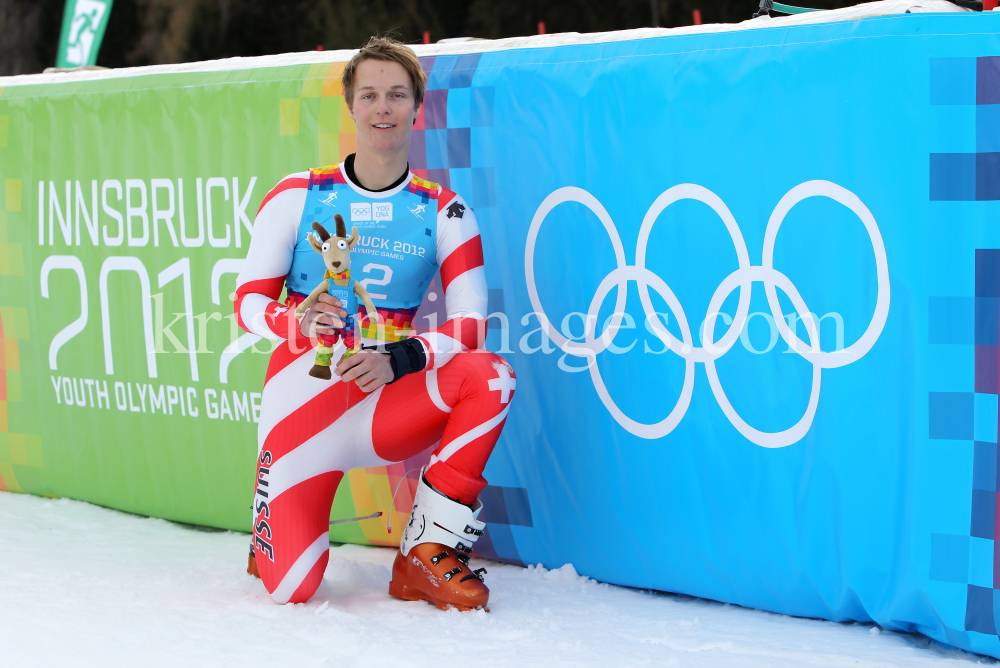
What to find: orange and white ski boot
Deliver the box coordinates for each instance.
[388,471,489,611]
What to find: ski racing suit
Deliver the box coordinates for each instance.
[234,161,515,604]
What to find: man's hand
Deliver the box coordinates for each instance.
[299,293,347,339]
[336,350,394,393]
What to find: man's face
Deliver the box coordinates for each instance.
[348,58,421,155]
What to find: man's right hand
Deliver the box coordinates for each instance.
[299,293,347,338]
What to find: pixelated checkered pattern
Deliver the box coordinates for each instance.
[407,174,437,202]
[930,57,1000,201]
[357,307,417,342]
[0,304,38,492]
[310,165,346,191]
[301,167,350,233]
[927,58,1000,640]
[279,62,355,164]
[0,87,40,491]
[338,451,436,548]
[408,54,526,565]
[929,249,1000,637]
[407,54,497,211]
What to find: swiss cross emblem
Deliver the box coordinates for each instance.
[488,363,516,405]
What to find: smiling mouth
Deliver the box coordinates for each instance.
[373,123,395,129]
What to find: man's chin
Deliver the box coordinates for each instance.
[365,138,408,155]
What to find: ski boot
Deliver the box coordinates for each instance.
[388,471,489,611]
[247,543,261,579]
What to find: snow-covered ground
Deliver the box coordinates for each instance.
[0,491,994,668]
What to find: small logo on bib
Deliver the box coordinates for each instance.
[351,203,372,221]
[373,202,393,221]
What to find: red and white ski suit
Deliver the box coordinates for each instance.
[235,169,515,604]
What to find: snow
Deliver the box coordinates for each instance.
[0,491,994,667]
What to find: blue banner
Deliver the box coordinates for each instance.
[420,11,1000,659]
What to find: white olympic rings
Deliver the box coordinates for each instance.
[524,181,890,448]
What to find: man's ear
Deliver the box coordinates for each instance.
[348,226,360,249]
[346,101,355,122]
[413,102,422,125]
[308,233,323,254]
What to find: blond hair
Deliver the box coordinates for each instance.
[343,36,427,110]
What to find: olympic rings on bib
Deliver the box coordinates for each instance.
[524,181,890,448]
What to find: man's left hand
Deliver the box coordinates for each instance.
[336,350,394,393]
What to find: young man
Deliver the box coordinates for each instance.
[234,36,514,611]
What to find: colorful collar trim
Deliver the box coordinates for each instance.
[326,269,350,281]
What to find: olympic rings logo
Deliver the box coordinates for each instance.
[525,181,890,448]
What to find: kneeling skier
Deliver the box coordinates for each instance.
[236,35,515,611]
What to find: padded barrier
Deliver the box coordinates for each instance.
[2,3,1000,658]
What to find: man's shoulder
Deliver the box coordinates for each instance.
[275,170,312,188]
[258,171,311,215]
[437,189,469,221]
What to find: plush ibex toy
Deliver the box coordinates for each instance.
[294,213,379,380]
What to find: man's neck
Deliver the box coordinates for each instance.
[352,149,410,191]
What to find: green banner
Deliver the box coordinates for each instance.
[56,0,114,68]
[0,61,401,545]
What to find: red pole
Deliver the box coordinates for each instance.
[423,31,431,44]
[986,0,998,10]
[693,9,702,25]
[538,21,546,35]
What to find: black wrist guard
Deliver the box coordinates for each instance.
[383,338,428,382]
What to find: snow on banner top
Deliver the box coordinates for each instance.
[0,0,971,89]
